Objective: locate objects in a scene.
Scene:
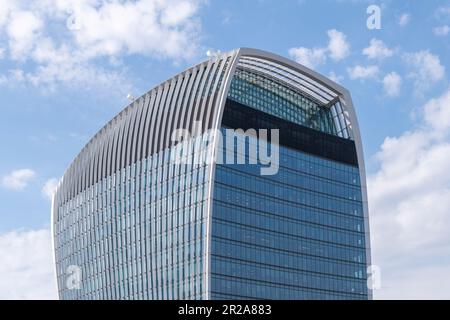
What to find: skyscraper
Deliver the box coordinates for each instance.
[52,48,371,300]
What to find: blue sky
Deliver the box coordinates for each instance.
[1,0,450,299]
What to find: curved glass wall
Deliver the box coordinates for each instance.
[210,134,368,299]
[209,67,368,299]
[54,145,212,300]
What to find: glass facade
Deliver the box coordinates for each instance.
[54,146,212,300]
[209,69,368,299]
[210,129,367,299]
[207,68,368,299]
[53,49,370,300]
[228,68,337,136]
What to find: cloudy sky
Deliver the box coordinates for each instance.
[1,0,450,300]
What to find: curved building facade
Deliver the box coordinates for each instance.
[52,48,371,300]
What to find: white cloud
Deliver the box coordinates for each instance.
[383,72,402,97]
[327,29,350,61]
[423,89,450,134]
[288,47,327,69]
[369,87,450,299]
[0,229,57,299]
[7,10,43,60]
[436,5,450,19]
[0,0,15,29]
[404,50,445,93]
[288,29,350,68]
[398,13,411,27]
[433,25,450,36]
[25,40,132,93]
[376,263,450,299]
[363,38,394,60]
[0,0,204,91]
[66,0,201,59]
[347,65,379,80]
[42,178,58,201]
[1,169,36,190]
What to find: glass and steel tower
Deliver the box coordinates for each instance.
[52,48,371,300]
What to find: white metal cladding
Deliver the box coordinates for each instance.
[53,50,239,299]
[52,47,371,299]
[54,51,237,208]
[238,56,337,104]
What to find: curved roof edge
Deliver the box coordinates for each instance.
[237,48,351,98]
